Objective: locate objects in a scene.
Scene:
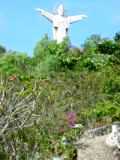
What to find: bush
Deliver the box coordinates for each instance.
[114,31,120,43]
[0,31,120,159]
[0,52,32,76]
[81,101,120,128]
[0,74,83,159]
[76,52,111,71]
[0,45,6,54]
[33,37,81,76]
[105,76,120,94]
[97,40,117,55]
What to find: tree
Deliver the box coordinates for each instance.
[114,32,120,43]
[0,52,32,76]
[97,40,117,55]
[33,37,79,76]
[0,45,6,54]
[88,34,102,45]
[33,35,57,62]
[83,34,102,54]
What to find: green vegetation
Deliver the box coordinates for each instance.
[0,32,120,159]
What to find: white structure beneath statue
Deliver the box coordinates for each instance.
[36,4,87,43]
[106,122,120,149]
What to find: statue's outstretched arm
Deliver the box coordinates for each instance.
[36,8,54,22]
[68,14,88,24]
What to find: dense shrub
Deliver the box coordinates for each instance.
[114,31,120,43]
[33,37,81,76]
[0,32,120,159]
[97,40,118,55]
[75,52,111,71]
[80,101,120,128]
[0,45,6,54]
[0,52,33,77]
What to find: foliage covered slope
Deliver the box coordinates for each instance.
[0,32,120,159]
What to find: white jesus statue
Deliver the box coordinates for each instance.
[36,4,87,43]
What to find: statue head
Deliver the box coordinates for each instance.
[57,4,64,16]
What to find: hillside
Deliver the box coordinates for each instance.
[0,33,120,159]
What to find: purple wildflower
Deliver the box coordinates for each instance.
[66,112,76,128]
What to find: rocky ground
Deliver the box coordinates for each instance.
[77,126,120,160]
[77,135,114,160]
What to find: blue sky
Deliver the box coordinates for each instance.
[0,0,120,56]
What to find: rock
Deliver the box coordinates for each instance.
[77,135,114,160]
[77,123,120,160]
[113,149,120,160]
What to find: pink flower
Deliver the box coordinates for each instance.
[66,112,76,128]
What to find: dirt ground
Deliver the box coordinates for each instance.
[77,135,115,160]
